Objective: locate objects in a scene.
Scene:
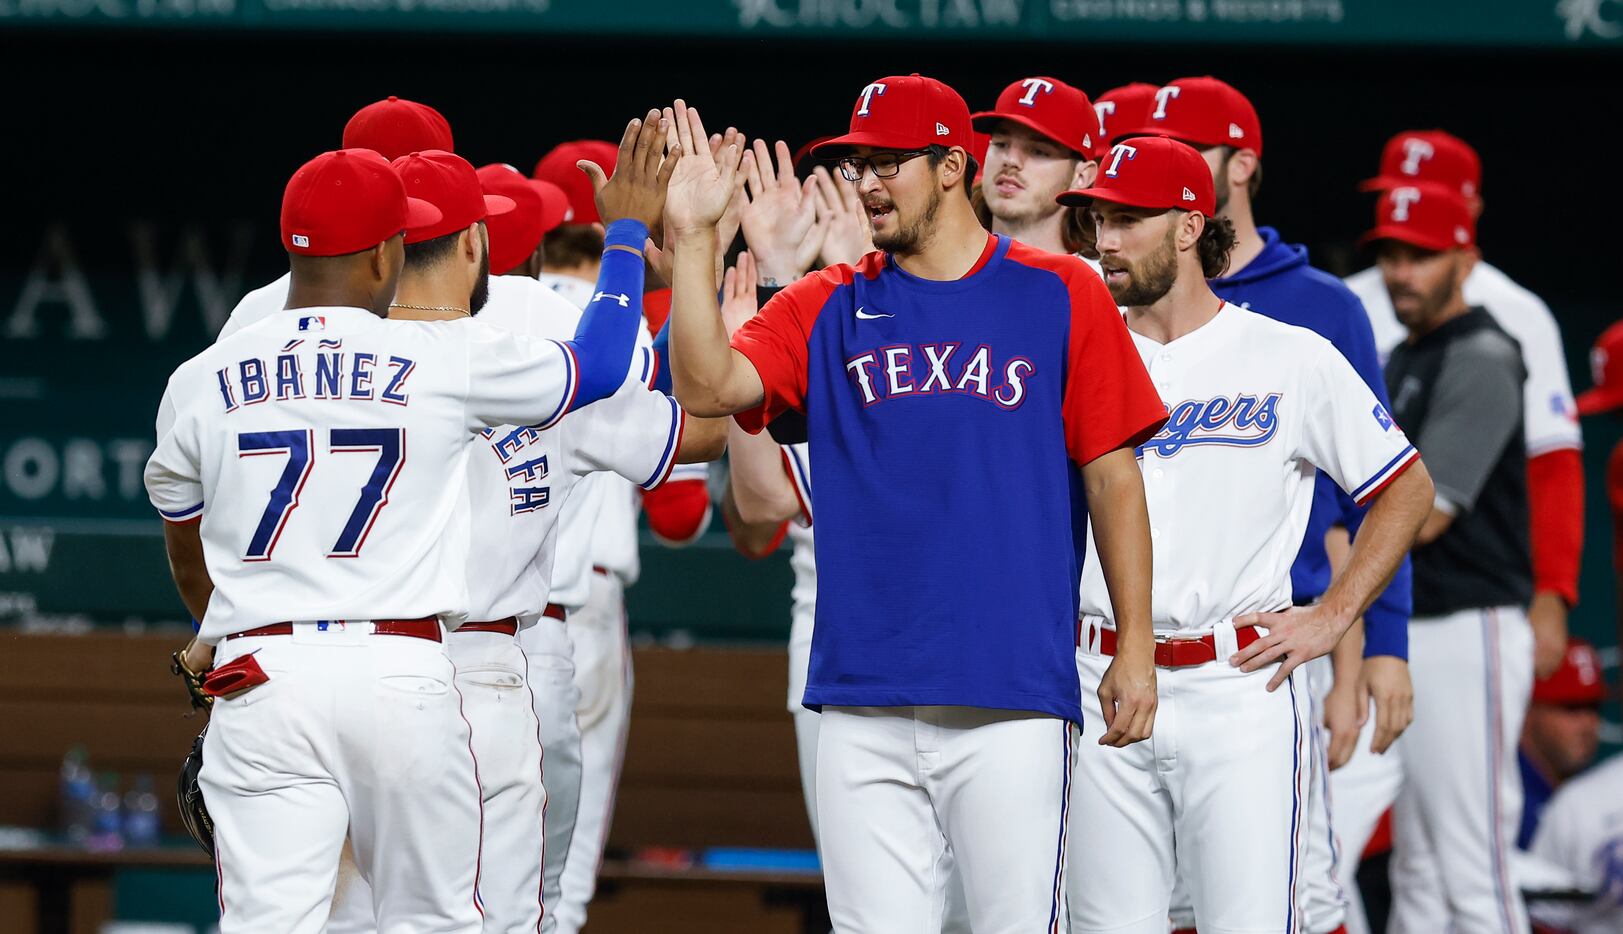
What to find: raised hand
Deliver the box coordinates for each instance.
[719,250,760,337]
[663,100,746,238]
[580,109,677,230]
[812,166,876,267]
[740,139,824,284]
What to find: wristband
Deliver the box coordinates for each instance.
[604,218,650,253]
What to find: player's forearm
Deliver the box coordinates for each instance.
[676,414,728,464]
[1322,462,1433,631]
[1528,448,1584,606]
[566,221,650,408]
[721,488,788,559]
[1084,449,1155,653]
[727,422,801,525]
[1335,502,1411,659]
[163,520,214,623]
[1331,616,1364,688]
[670,230,755,416]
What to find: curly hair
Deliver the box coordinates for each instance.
[1196,214,1238,279]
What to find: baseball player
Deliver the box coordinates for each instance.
[146,139,652,933]
[1364,182,1535,934]
[324,143,724,934]
[968,77,1101,258]
[1124,74,1415,934]
[1057,136,1433,934]
[1347,130,1582,681]
[1526,752,1623,934]
[1518,639,1611,848]
[665,81,1168,931]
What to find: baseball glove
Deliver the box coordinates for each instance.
[170,648,213,712]
[177,727,215,857]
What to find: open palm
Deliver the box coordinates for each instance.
[663,100,745,236]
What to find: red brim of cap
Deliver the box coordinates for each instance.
[1358,225,1457,253]
[1056,186,1175,211]
[969,111,1087,157]
[529,181,571,232]
[1532,682,1613,705]
[1359,175,1410,193]
[1117,124,1222,150]
[483,194,517,218]
[811,130,936,156]
[405,197,443,230]
[1576,385,1623,416]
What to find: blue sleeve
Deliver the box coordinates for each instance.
[1331,286,1410,659]
[562,219,649,408]
[649,315,672,395]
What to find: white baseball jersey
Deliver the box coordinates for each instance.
[145,305,587,641]
[1078,303,1419,632]
[534,271,655,607]
[1529,753,1623,934]
[218,272,292,340]
[782,442,816,713]
[465,275,682,622]
[1346,261,1581,455]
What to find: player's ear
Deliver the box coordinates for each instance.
[1179,210,1205,252]
[1229,149,1259,196]
[1074,159,1098,191]
[462,223,480,263]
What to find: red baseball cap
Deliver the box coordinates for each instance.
[1531,639,1611,705]
[972,77,1098,159]
[970,131,990,183]
[1126,77,1263,156]
[391,151,515,246]
[1577,321,1623,415]
[1058,137,1215,216]
[281,149,441,257]
[476,163,550,276]
[1360,130,1482,200]
[533,140,618,225]
[1094,83,1159,157]
[342,97,455,161]
[1360,183,1475,253]
[812,74,973,156]
[529,179,573,232]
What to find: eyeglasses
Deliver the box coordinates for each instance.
[835,149,933,182]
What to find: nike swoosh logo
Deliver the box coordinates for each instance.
[855,307,894,320]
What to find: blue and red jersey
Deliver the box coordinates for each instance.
[731,235,1165,723]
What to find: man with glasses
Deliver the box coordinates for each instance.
[662,80,1167,931]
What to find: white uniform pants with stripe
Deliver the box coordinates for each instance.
[552,572,633,934]
[789,610,973,934]
[1387,606,1532,934]
[325,629,547,934]
[1166,654,1349,933]
[817,705,1073,934]
[518,613,584,934]
[203,626,483,934]
[1068,620,1311,934]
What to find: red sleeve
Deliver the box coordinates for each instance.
[1527,448,1585,603]
[1056,263,1167,466]
[642,287,672,334]
[643,477,712,546]
[728,264,851,434]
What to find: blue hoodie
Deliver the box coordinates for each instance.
[1211,227,1410,659]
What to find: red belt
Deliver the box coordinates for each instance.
[226,617,442,643]
[1096,626,1263,668]
[457,603,565,636]
[592,565,611,577]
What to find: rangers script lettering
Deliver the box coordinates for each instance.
[1138,392,1282,457]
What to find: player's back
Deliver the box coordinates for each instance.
[147,304,575,639]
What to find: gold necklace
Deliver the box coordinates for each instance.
[390,303,470,316]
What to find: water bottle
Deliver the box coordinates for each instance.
[86,771,124,852]
[58,745,95,843]
[122,774,161,847]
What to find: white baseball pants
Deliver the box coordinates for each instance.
[325,628,547,934]
[203,625,483,934]
[816,704,1073,934]
[518,613,584,934]
[1386,606,1533,934]
[1068,620,1312,934]
[552,571,633,934]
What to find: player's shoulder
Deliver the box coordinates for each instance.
[1292,261,1368,311]
[484,276,581,338]
[1545,753,1623,816]
[1342,265,1385,298]
[771,257,871,311]
[1002,239,1099,281]
[1448,316,1524,368]
[1468,261,1550,313]
[1228,301,1336,351]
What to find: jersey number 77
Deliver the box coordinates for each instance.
[238,428,406,561]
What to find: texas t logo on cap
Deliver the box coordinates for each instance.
[858,82,887,117]
[1390,186,1422,222]
[1018,78,1055,106]
[1152,85,1180,120]
[1401,138,1435,175]
[1105,143,1138,178]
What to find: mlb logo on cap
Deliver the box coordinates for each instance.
[291,234,310,248]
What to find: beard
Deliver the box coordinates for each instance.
[873,186,943,256]
[470,230,491,315]
[1388,269,1457,332]
[1102,224,1180,306]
